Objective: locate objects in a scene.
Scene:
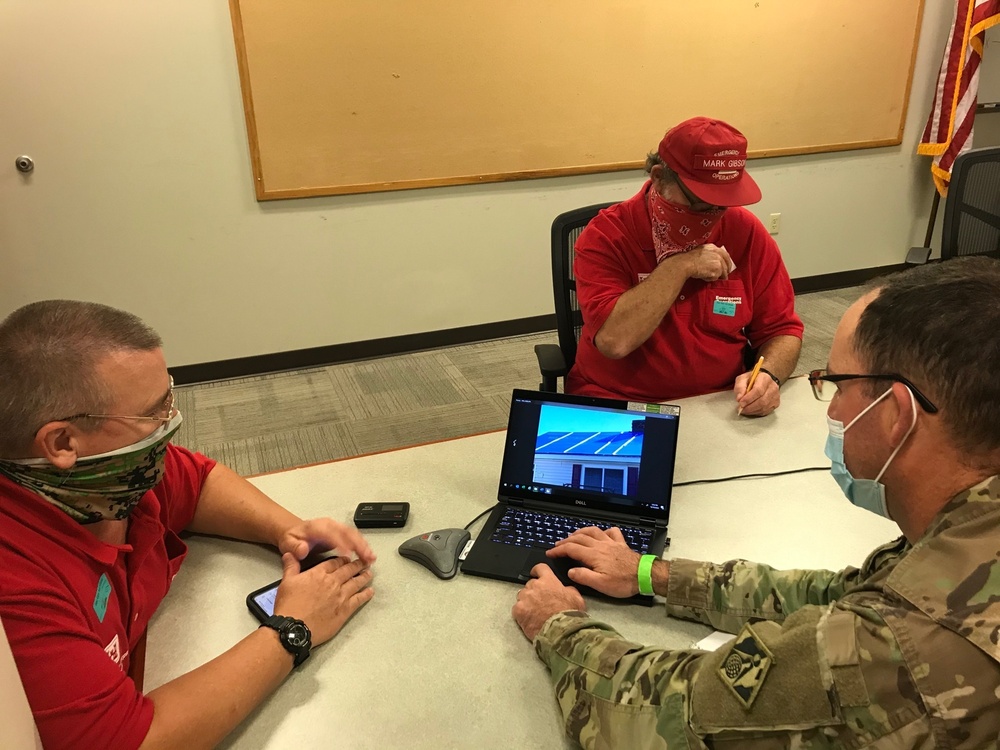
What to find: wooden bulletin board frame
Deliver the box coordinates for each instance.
[229,0,925,200]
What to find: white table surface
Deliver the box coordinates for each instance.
[145,378,899,749]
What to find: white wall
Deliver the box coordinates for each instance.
[0,1,954,367]
[975,24,1000,147]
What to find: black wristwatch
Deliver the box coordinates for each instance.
[260,615,312,667]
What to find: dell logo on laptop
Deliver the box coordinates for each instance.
[575,500,586,506]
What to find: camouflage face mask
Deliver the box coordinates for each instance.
[0,412,183,524]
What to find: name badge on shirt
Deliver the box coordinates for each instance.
[93,573,112,622]
[713,299,737,317]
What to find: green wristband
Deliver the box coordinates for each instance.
[637,554,657,596]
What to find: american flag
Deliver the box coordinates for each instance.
[917,0,1000,195]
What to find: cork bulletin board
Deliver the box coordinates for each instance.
[229,0,925,200]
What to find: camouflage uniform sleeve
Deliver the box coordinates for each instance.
[534,611,703,749]
[663,557,862,633]
[534,603,930,750]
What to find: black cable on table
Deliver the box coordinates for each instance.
[674,465,829,487]
[464,505,496,530]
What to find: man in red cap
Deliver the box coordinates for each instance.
[566,116,803,416]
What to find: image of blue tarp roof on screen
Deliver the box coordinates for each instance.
[534,404,647,457]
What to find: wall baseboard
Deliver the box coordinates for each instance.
[790,263,908,294]
[170,314,557,385]
[170,264,906,385]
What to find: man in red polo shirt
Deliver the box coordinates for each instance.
[0,300,377,749]
[567,117,803,416]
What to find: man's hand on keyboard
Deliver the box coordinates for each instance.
[512,564,586,641]
[547,526,641,598]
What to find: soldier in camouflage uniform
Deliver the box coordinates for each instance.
[512,257,1000,748]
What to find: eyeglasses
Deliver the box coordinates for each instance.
[807,369,938,413]
[55,377,178,424]
[675,178,724,213]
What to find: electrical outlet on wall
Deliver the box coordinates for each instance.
[768,213,781,234]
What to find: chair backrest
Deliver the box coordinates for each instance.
[550,202,617,370]
[942,146,1000,261]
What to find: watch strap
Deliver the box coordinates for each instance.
[759,367,781,387]
[260,614,311,667]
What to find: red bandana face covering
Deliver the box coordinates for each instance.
[647,187,725,263]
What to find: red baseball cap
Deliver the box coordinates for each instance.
[657,117,761,207]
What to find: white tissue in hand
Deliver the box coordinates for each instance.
[720,245,736,274]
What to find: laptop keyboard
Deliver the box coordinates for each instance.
[489,507,653,553]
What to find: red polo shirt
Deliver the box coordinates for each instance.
[566,181,803,401]
[0,444,216,750]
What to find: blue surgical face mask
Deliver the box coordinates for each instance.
[824,387,917,519]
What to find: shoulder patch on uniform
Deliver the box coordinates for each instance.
[718,623,774,709]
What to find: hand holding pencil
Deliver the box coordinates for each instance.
[735,355,779,417]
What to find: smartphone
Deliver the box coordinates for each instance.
[245,553,338,623]
[246,579,281,623]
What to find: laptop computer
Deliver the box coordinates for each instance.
[461,388,680,604]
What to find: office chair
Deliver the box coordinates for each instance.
[908,146,1000,264]
[940,146,1000,260]
[534,202,617,392]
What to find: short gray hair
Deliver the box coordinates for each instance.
[645,151,664,175]
[0,300,162,457]
[644,152,679,185]
[854,258,1000,462]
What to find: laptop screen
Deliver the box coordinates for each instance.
[498,389,680,521]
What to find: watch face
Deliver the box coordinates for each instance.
[286,623,310,648]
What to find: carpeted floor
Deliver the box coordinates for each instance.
[172,287,861,475]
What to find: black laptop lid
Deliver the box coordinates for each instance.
[498,389,680,522]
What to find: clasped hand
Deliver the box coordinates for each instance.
[682,244,733,282]
[278,517,376,565]
[273,518,377,646]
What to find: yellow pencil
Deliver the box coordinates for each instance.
[746,355,765,392]
[738,356,765,416]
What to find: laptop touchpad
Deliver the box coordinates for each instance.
[518,549,582,585]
